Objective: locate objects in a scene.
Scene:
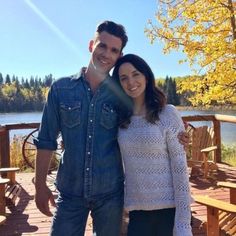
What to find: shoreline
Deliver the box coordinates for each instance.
[0,106,236,114]
[176,105,236,112]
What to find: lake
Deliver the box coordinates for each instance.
[0,109,235,145]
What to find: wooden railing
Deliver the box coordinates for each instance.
[182,114,236,163]
[0,114,236,168]
[0,123,39,167]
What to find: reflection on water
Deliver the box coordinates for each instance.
[0,110,235,145]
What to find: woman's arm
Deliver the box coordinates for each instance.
[165,105,193,236]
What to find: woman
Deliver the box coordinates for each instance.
[112,54,192,236]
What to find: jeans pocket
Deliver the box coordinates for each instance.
[60,101,81,128]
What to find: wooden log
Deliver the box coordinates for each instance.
[0,178,10,215]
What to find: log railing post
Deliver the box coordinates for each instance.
[213,119,221,163]
[0,126,10,168]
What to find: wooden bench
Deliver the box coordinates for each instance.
[0,215,6,225]
[194,195,236,236]
[0,167,20,185]
[217,181,236,204]
[0,168,21,205]
[216,181,236,235]
[0,178,10,215]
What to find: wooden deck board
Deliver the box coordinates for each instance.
[0,163,236,236]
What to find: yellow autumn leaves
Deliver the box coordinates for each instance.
[145,0,236,106]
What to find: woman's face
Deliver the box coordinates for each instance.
[118,62,146,101]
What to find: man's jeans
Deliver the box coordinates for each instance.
[50,190,124,236]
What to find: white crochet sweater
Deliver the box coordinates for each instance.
[118,105,192,236]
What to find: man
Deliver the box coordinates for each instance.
[34,20,188,236]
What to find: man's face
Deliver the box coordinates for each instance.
[89,31,123,74]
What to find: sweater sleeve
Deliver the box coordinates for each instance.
[163,105,193,236]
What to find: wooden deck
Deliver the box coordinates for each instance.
[1,163,236,236]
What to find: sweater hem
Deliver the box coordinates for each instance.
[125,203,175,212]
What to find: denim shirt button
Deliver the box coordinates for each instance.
[88,135,92,138]
[91,104,94,107]
[87,152,91,155]
[90,119,93,122]
[86,168,89,171]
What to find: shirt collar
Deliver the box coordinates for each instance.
[71,67,112,80]
[71,67,86,80]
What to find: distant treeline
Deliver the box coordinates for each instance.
[0,73,188,113]
[0,73,54,112]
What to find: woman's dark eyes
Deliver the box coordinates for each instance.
[120,77,127,81]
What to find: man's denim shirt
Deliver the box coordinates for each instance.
[34,69,129,198]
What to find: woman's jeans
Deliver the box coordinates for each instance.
[50,190,124,236]
[127,208,176,236]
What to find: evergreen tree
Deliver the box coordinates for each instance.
[34,79,40,89]
[24,79,30,89]
[12,75,16,83]
[172,79,180,105]
[15,77,20,88]
[163,76,180,105]
[38,77,43,87]
[30,76,35,87]
[0,73,3,85]
[5,74,11,84]
[44,74,53,87]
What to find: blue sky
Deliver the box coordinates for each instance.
[0,0,193,80]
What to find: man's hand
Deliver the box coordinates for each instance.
[35,185,56,217]
[177,131,190,150]
[35,149,55,216]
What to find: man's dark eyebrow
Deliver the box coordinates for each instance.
[112,47,120,53]
[99,42,106,47]
[98,41,121,53]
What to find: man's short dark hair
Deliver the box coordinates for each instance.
[96,20,128,50]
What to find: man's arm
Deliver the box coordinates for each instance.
[35,149,56,216]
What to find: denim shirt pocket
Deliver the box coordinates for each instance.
[60,101,81,128]
[100,103,118,129]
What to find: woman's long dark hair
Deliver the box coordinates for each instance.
[112,54,166,128]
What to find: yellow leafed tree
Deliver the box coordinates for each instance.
[145,0,236,106]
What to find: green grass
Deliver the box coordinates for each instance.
[221,144,236,167]
[10,135,33,172]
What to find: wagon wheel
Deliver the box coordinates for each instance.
[22,128,63,172]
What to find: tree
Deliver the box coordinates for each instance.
[30,76,35,88]
[24,79,30,89]
[163,76,180,105]
[44,74,53,87]
[0,72,51,112]
[0,73,3,85]
[145,0,236,106]
[5,74,11,84]
[12,75,16,83]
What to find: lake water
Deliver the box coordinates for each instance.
[0,109,235,145]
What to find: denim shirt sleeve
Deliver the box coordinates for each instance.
[34,82,60,150]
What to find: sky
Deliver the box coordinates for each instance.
[0,0,193,80]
